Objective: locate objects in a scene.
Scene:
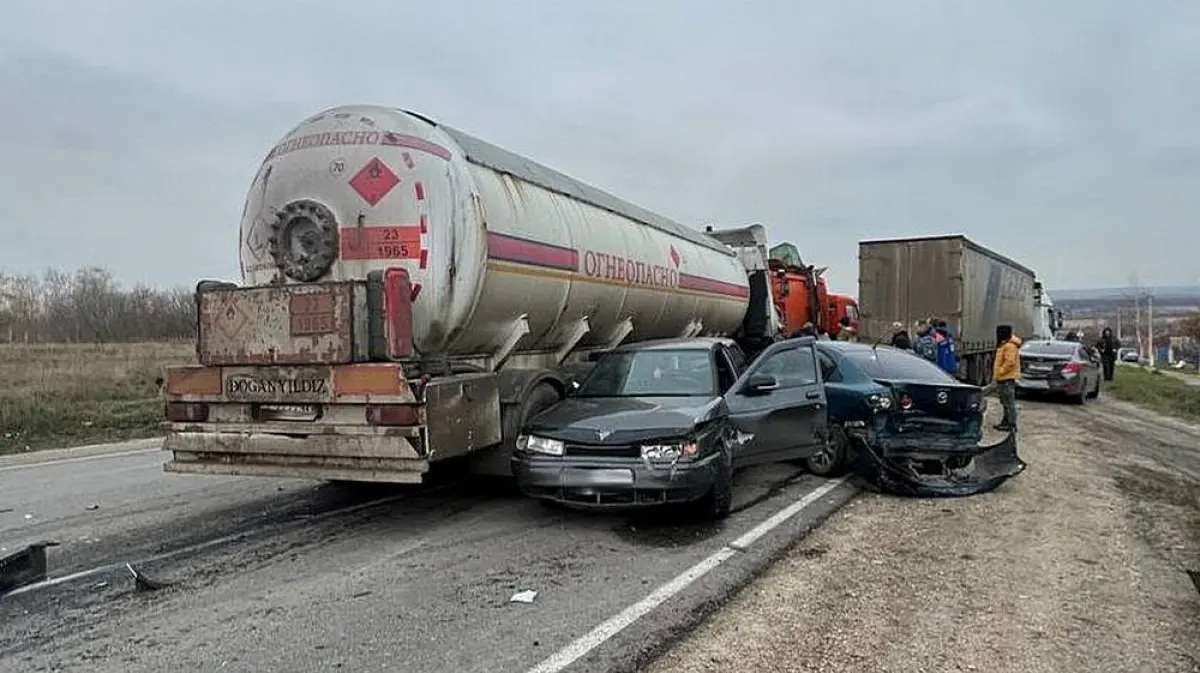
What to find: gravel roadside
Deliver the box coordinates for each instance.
[647,399,1200,673]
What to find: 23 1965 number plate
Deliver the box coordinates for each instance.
[289,292,337,336]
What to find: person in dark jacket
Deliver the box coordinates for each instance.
[1096,327,1120,381]
[931,320,959,377]
[914,323,938,363]
[889,321,912,350]
[791,321,817,339]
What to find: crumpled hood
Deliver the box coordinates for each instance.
[524,396,721,445]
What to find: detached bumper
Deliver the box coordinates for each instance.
[511,453,718,508]
[851,428,1025,498]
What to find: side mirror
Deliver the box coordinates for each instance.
[742,374,779,395]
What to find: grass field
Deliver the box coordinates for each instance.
[0,341,195,454]
[1108,365,1200,423]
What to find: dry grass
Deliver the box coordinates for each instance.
[0,341,195,454]
[1107,365,1200,422]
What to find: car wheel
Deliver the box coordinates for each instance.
[697,443,733,521]
[805,426,849,477]
[1070,383,1087,405]
[1086,376,1101,400]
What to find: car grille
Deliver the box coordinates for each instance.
[563,442,641,458]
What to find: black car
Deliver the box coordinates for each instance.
[1017,339,1102,403]
[812,342,1023,496]
[510,337,835,519]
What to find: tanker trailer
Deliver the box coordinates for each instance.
[161,104,779,483]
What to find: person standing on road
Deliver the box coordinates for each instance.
[932,319,959,377]
[1096,327,1120,381]
[890,321,912,350]
[914,323,938,363]
[993,324,1022,432]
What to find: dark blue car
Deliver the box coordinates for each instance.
[812,341,987,475]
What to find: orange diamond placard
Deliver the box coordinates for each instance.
[349,158,400,206]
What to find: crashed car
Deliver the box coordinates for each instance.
[511,337,835,519]
[813,342,1025,497]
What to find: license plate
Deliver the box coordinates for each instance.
[1027,364,1052,372]
[561,468,635,488]
[1020,379,1049,389]
[257,404,320,422]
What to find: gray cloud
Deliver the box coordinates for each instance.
[1,0,1197,291]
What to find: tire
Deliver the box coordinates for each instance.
[696,443,733,521]
[1070,381,1087,405]
[1086,376,1101,399]
[805,426,850,477]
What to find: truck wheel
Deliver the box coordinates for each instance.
[805,426,849,477]
[508,383,562,444]
[696,443,733,521]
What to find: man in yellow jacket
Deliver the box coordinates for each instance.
[992,324,1022,431]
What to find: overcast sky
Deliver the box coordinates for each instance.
[1,0,1197,293]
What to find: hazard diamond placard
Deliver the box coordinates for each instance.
[349,157,400,206]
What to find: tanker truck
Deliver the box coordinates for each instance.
[160,104,788,484]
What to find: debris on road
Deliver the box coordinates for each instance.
[126,563,171,592]
[509,589,538,604]
[0,541,60,595]
[86,504,100,511]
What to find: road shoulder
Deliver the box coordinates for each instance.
[646,402,1200,673]
[0,437,162,470]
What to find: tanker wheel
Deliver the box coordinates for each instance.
[502,382,562,475]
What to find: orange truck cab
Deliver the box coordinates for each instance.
[766,243,857,336]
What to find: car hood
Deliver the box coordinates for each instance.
[524,396,721,445]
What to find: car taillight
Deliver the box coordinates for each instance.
[898,393,914,411]
[1062,362,1083,376]
[165,402,209,423]
[365,404,422,426]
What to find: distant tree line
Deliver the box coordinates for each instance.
[0,267,195,343]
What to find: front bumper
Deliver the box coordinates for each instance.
[511,452,719,508]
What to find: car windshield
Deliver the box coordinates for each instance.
[839,347,959,383]
[576,348,716,397]
[1021,342,1079,358]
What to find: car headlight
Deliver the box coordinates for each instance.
[516,434,564,456]
[865,393,893,412]
[640,441,700,461]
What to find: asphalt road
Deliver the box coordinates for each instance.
[0,445,854,673]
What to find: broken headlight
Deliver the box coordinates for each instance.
[517,434,564,456]
[640,441,700,461]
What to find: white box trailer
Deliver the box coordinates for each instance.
[857,234,1038,385]
[162,105,780,483]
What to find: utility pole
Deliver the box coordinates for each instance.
[1147,292,1155,368]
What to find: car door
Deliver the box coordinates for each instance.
[723,340,828,467]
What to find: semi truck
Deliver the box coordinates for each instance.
[161,104,824,484]
[856,234,1039,386]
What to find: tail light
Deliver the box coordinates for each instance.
[165,402,209,423]
[382,267,415,358]
[366,404,422,426]
[864,393,893,412]
[898,393,914,411]
[1062,361,1083,376]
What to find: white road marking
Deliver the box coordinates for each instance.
[0,447,161,473]
[524,477,849,673]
